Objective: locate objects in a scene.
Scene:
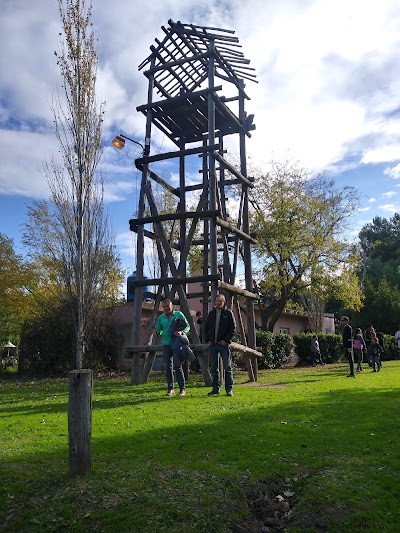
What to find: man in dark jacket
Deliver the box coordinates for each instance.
[204,294,236,396]
[341,316,355,378]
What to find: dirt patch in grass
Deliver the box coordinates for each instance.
[230,477,297,532]
[239,382,288,388]
[230,475,349,532]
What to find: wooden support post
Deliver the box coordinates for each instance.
[68,369,92,476]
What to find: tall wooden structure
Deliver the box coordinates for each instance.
[128,20,261,385]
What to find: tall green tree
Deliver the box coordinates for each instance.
[359,213,400,288]
[249,160,363,331]
[353,213,400,332]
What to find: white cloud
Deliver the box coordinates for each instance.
[379,203,400,213]
[384,163,400,179]
[381,191,397,199]
[362,145,400,165]
[104,181,134,203]
[0,129,56,197]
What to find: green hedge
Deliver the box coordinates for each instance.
[293,333,400,365]
[379,335,400,361]
[256,331,295,369]
[293,333,343,365]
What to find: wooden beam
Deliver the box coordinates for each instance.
[212,151,254,188]
[129,227,180,250]
[146,168,180,197]
[217,280,259,300]
[216,217,257,244]
[136,86,222,113]
[230,342,262,358]
[126,274,220,288]
[125,344,210,355]
[129,210,219,231]
[135,144,219,167]
[144,51,211,76]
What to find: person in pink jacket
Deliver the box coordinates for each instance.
[353,328,365,372]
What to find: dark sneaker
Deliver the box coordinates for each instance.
[207,390,220,396]
[226,390,233,397]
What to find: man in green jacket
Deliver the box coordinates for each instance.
[156,299,190,396]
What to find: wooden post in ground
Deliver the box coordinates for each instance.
[68,369,93,476]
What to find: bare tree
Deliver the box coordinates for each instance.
[300,293,325,333]
[44,0,110,370]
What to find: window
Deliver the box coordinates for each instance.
[279,327,290,334]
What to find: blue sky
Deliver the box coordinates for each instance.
[1,0,400,277]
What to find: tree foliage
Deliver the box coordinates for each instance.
[359,213,400,288]
[0,234,34,344]
[249,160,363,331]
[352,213,400,333]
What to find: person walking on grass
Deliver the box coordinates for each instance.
[156,299,190,396]
[204,293,236,397]
[340,316,355,378]
[395,325,400,352]
[353,328,365,372]
[370,335,383,372]
[364,324,374,366]
[310,335,325,366]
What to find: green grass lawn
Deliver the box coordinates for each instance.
[1,362,399,533]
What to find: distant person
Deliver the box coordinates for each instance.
[310,335,325,366]
[204,294,236,396]
[376,331,384,368]
[364,324,374,366]
[341,316,355,378]
[370,335,383,372]
[395,325,400,352]
[353,328,365,372]
[156,299,190,396]
[196,310,203,342]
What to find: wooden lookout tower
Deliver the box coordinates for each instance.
[127,19,261,385]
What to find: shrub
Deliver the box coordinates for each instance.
[294,333,343,365]
[379,335,399,361]
[19,300,120,375]
[256,331,295,369]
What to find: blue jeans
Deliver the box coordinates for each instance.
[163,345,185,391]
[209,342,234,393]
[372,355,380,371]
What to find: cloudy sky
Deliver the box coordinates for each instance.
[2,0,400,276]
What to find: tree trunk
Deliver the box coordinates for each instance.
[260,299,286,332]
[68,369,92,476]
[267,301,287,332]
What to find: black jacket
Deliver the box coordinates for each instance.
[204,306,236,344]
[342,324,353,350]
